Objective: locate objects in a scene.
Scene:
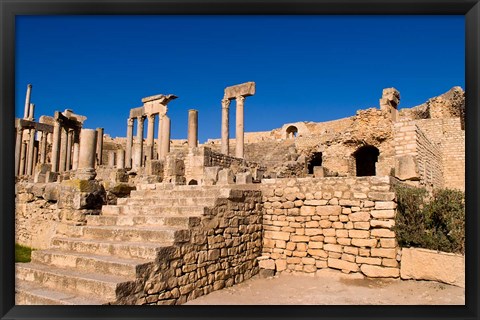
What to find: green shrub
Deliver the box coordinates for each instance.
[15,243,34,263]
[393,185,465,254]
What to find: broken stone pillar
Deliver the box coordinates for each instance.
[204,166,221,186]
[218,168,235,185]
[146,114,155,162]
[76,129,97,180]
[187,109,198,148]
[221,98,230,155]
[66,129,73,171]
[159,115,171,160]
[72,130,80,170]
[59,126,68,172]
[116,149,125,169]
[108,150,115,167]
[15,128,23,175]
[235,95,245,158]
[134,115,145,169]
[23,84,32,119]
[33,141,39,172]
[51,120,61,172]
[96,128,104,166]
[125,118,134,169]
[380,88,400,122]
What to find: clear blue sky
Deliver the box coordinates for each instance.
[15,15,464,143]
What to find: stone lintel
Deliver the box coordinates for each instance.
[141,94,178,104]
[54,111,83,128]
[224,82,256,100]
[61,109,87,124]
[39,115,55,126]
[129,106,145,119]
[16,118,53,133]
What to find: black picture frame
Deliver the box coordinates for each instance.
[1,1,478,320]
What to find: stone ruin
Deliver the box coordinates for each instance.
[14,82,465,305]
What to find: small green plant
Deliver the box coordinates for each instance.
[394,184,465,255]
[15,243,34,263]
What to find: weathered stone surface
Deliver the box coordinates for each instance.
[360,264,399,278]
[400,247,465,288]
[349,212,371,222]
[224,82,256,99]
[328,258,359,272]
[395,155,420,181]
[370,210,395,219]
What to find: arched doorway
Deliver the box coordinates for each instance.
[307,152,323,174]
[286,126,298,139]
[353,146,379,176]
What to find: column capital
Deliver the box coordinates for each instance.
[127,118,134,126]
[236,95,245,103]
[221,98,231,109]
[136,115,146,122]
[147,113,155,121]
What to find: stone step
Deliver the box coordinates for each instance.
[116,197,217,207]
[129,187,229,199]
[86,215,200,228]
[31,249,152,278]
[73,225,190,243]
[16,279,109,305]
[16,262,133,302]
[101,205,206,216]
[51,237,172,260]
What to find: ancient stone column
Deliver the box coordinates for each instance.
[25,129,35,175]
[188,109,198,148]
[15,128,23,175]
[221,98,231,155]
[33,141,39,170]
[116,149,125,169]
[125,118,134,169]
[28,103,35,121]
[157,115,163,160]
[159,115,171,160]
[19,141,27,175]
[39,131,48,164]
[66,129,73,170]
[146,114,155,161]
[72,130,80,170]
[108,150,115,167]
[133,115,145,169]
[59,126,68,172]
[235,95,245,158]
[96,128,104,166]
[77,129,97,180]
[51,121,61,172]
[23,84,32,119]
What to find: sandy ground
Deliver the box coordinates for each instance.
[185,269,465,305]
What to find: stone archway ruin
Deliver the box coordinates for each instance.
[353,145,380,176]
[286,125,298,139]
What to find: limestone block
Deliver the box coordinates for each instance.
[146,160,163,176]
[371,248,397,259]
[356,256,382,265]
[371,229,395,238]
[258,259,275,270]
[224,81,255,99]
[375,201,396,210]
[316,206,341,216]
[368,192,395,201]
[348,230,370,238]
[360,264,399,278]
[351,238,377,248]
[304,199,328,206]
[395,155,420,181]
[236,172,252,184]
[323,244,342,253]
[370,219,395,228]
[349,212,371,222]
[313,166,324,178]
[400,247,465,288]
[328,258,359,272]
[217,168,235,185]
[370,209,395,219]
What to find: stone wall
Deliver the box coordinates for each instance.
[394,121,443,189]
[414,118,465,191]
[114,189,263,305]
[258,176,401,278]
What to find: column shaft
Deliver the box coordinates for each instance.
[221,99,230,155]
[188,109,198,148]
[108,150,115,167]
[51,121,61,172]
[96,128,104,166]
[59,126,68,172]
[78,129,97,169]
[23,84,32,119]
[28,103,35,121]
[26,128,36,175]
[66,129,73,170]
[116,149,125,169]
[72,130,80,170]
[160,116,171,160]
[39,131,47,164]
[125,118,134,169]
[19,142,27,175]
[235,96,245,158]
[15,128,23,175]
[146,114,155,161]
[133,116,145,169]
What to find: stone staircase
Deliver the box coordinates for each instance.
[15,185,228,305]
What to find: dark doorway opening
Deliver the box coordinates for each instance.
[354,145,380,176]
[188,179,198,185]
[286,126,298,139]
[307,152,323,174]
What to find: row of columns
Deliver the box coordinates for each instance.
[221,95,246,158]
